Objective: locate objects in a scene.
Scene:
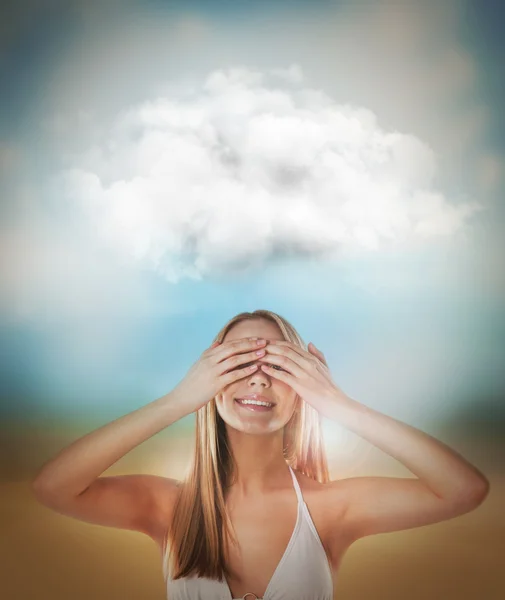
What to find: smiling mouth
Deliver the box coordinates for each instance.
[234,398,275,412]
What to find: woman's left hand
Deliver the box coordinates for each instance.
[258,340,350,416]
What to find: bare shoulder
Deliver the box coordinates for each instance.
[100,473,183,550]
[293,468,347,506]
[312,474,487,541]
[292,469,352,567]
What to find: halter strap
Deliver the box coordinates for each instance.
[288,465,304,504]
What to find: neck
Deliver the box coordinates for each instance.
[226,428,290,498]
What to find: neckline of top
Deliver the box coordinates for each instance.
[227,465,304,600]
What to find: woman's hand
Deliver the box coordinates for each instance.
[258,341,349,417]
[169,337,268,415]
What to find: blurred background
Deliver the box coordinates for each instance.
[1,0,504,598]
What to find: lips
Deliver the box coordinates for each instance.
[235,394,276,405]
[234,398,274,412]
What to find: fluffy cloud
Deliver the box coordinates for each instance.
[58,65,483,283]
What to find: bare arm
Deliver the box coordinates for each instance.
[31,336,267,541]
[253,340,490,542]
[325,396,490,540]
[32,392,186,497]
[31,391,187,541]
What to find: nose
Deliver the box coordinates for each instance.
[247,365,271,386]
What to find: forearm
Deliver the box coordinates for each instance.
[327,394,489,502]
[32,390,187,497]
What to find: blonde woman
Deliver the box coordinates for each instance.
[32,309,489,600]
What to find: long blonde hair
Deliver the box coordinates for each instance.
[164,309,329,582]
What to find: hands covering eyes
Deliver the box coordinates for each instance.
[230,359,287,373]
[238,339,348,417]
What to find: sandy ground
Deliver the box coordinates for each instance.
[1,425,503,599]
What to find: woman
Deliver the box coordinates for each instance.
[32,309,489,600]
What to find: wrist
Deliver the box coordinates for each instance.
[324,392,366,425]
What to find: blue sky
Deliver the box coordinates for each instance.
[1,0,504,439]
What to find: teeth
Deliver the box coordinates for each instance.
[238,399,273,407]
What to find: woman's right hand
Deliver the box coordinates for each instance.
[169,337,268,415]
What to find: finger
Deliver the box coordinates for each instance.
[221,362,259,386]
[309,342,325,357]
[269,340,319,365]
[220,347,267,375]
[270,340,308,358]
[208,337,264,361]
[205,340,221,354]
[256,353,306,378]
[308,342,328,367]
[259,363,295,384]
[264,341,316,372]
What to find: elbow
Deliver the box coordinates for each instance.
[31,478,68,510]
[32,473,90,503]
[32,464,51,492]
[31,476,52,501]
[456,476,490,511]
[469,475,490,505]
[31,472,61,502]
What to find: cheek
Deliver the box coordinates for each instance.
[215,388,237,409]
[277,381,297,398]
[274,385,297,410]
[217,383,235,399]
[214,393,230,417]
[214,396,232,422]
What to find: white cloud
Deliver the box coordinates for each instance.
[58,65,483,284]
[0,182,169,330]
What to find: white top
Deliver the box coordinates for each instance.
[163,465,334,600]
